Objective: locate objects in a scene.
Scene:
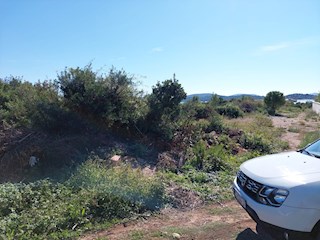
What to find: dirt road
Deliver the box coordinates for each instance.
[271,112,319,150]
[80,201,259,240]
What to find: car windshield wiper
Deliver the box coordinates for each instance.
[303,149,320,158]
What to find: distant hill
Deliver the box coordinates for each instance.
[285,93,316,101]
[184,93,264,102]
[184,93,317,102]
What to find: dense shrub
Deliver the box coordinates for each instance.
[30,102,87,134]
[208,94,225,107]
[148,76,186,119]
[144,76,186,140]
[205,113,225,133]
[58,65,146,129]
[187,140,232,172]
[238,98,261,113]
[216,104,244,118]
[0,78,61,128]
[194,104,215,119]
[181,98,215,120]
[239,132,272,153]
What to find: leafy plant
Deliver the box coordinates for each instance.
[239,132,271,153]
[215,104,244,118]
[187,141,232,172]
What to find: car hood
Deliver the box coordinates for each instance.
[240,151,320,187]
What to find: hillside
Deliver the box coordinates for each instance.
[1,71,319,240]
[80,111,320,240]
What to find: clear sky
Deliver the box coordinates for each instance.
[0,0,319,96]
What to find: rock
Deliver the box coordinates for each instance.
[172,233,181,239]
[110,155,121,162]
[29,156,39,167]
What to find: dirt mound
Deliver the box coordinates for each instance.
[166,183,203,209]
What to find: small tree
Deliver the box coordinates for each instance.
[148,75,186,120]
[264,91,285,115]
[316,93,320,102]
[145,75,186,140]
[209,93,224,107]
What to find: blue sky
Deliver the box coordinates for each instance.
[1,0,319,96]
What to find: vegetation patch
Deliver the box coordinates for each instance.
[299,131,320,148]
[0,161,165,240]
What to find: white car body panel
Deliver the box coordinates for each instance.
[233,179,320,232]
[234,149,320,233]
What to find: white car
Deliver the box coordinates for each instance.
[233,139,320,240]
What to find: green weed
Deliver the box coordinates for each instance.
[288,127,300,133]
[299,131,320,148]
[0,160,165,240]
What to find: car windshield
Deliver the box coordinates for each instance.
[303,139,320,158]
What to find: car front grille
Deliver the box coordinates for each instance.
[237,171,263,203]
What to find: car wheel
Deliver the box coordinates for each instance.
[315,232,320,240]
[256,224,275,240]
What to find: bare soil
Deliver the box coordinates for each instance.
[80,201,258,240]
[79,112,319,240]
[271,112,320,150]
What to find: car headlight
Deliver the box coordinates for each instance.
[258,186,289,207]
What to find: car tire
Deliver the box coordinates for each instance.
[256,224,275,240]
[314,232,320,240]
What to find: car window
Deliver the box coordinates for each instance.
[305,139,320,157]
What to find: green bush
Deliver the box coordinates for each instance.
[0,78,61,128]
[67,160,166,213]
[239,132,272,153]
[187,141,231,172]
[144,76,186,141]
[216,104,244,118]
[238,98,258,113]
[205,113,225,133]
[58,65,146,129]
[194,104,215,119]
[30,102,87,134]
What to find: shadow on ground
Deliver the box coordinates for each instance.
[236,228,263,240]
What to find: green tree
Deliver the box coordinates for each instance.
[208,93,224,107]
[148,75,186,120]
[264,91,286,115]
[315,92,320,102]
[145,75,186,140]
